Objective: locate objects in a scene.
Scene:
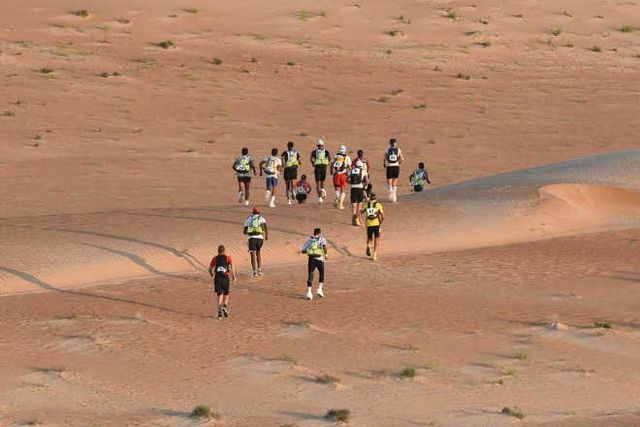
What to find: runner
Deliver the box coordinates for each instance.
[300,227,328,300]
[281,141,301,205]
[243,206,268,276]
[330,145,352,210]
[383,138,404,202]
[232,147,257,206]
[349,159,367,226]
[295,174,312,204]
[360,192,384,261]
[208,245,237,320]
[310,139,330,203]
[355,149,373,200]
[259,148,283,208]
[409,162,431,192]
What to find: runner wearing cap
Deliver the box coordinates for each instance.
[310,139,330,204]
[330,145,352,210]
[243,206,268,276]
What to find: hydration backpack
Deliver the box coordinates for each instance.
[234,156,250,173]
[349,167,363,185]
[365,201,379,219]
[214,255,230,277]
[386,147,399,163]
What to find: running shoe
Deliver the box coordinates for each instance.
[237,191,244,203]
[305,287,313,300]
[252,270,259,277]
[287,199,293,205]
[243,200,250,206]
[257,269,263,276]
[217,311,223,320]
[372,251,378,261]
[318,197,324,204]
[366,246,371,257]
[317,285,324,298]
[222,305,230,318]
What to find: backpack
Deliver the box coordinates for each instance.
[234,156,250,173]
[314,149,329,166]
[263,157,276,175]
[284,150,299,167]
[214,255,230,277]
[365,201,379,219]
[349,167,363,185]
[247,215,264,236]
[333,154,346,171]
[386,147,399,163]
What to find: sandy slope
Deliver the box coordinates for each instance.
[2,0,640,426]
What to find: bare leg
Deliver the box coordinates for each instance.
[256,249,262,271]
[250,251,257,273]
[244,182,251,202]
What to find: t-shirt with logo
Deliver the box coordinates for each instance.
[262,156,282,178]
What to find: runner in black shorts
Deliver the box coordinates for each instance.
[383,138,404,202]
[310,139,330,203]
[366,225,380,239]
[282,141,301,204]
[208,245,237,320]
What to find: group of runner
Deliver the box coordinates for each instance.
[213,138,431,319]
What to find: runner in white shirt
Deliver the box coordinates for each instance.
[259,148,283,208]
[243,207,268,276]
[330,145,352,210]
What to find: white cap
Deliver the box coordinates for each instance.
[339,145,347,154]
[317,139,324,146]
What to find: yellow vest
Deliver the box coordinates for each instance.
[306,237,323,257]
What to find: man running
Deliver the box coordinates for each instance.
[232,147,257,205]
[208,244,237,320]
[348,159,367,226]
[282,141,301,205]
[360,192,384,261]
[330,145,351,210]
[310,139,330,203]
[259,148,283,208]
[295,174,312,204]
[355,149,373,200]
[383,138,404,202]
[300,227,328,300]
[409,162,431,192]
[243,206,268,276]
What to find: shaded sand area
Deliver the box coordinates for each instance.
[2,0,640,425]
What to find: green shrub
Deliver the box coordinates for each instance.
[157,40,174,49]
[501,406,525,419]
[190,405,218,419]
[325,409,350,423]
[399,367,416,378]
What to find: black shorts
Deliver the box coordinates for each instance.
[248,238,264,251]
[413,185,424,193]
[386,166,400,180]
[314,165,327,182]
[296,193,308,203]
[237,176,251,184]
[214,275,230,295]
[284,167,298,181]
[367,225,381,239]
[350,187,364,203]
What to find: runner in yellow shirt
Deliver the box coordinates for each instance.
[359,192,384,261]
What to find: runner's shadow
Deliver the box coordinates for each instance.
[0,266,209,319]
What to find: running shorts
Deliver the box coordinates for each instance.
[350,187,364,203]
[284,167,298,181]
[296,193,308,203]
[266,176,278,189]
[367,226,381,239]
[214,276,230,295]
[386,166,400,180]
[314,165,327,182]
[413,184,424,193]
[333,173,348,189]
[237,176,252,184]
[248,238,264,252]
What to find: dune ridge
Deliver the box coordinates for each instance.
[2,150,639,296]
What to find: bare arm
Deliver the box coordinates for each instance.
[263,223,268,241]
[230,264,236,281]
[250,160,257,175]
[258,160,265,177]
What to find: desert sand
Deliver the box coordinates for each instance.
[1,0,640,426]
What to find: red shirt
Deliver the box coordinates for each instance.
[209,255,233,276]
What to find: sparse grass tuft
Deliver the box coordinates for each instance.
[551,27,562,36]
[71,9,90,17]
[513,350,529,361]
[325,409,351,423]
[183,8,199,14]
[34,366,66,373]
[250,57,258,63]
[479,18,489,25]
[388,88,403,95]
[315,374,340,384]
[513,13,524,18]
[97,71,121,78]
[502,367,517,376]
[455,72,470,80]
[399,367,417,378]
[590,45,602,52]
[477,41,491,47]
[433,65,441,71]
[286,61,296,66]
[115,17,130,24]
[15,40,34,48]
[211,57,223,65]
[445,10,457,20]
[593,321,612,329]
[384,48,393,55]
[621,25,635,33]
[384,29,403,36]
[377,96,389,103]
[39,67,54,74]
[190,405,219,419]
[2,110,16,117]
[561,10,573,17]
[156,40,175,49]
[294,10,326,21]
[396,15,411,24]
[501,406,525,419]
[412,103,427,110]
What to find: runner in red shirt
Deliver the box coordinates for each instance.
[208,245,237,320]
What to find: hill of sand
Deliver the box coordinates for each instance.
[1,0,640,426]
